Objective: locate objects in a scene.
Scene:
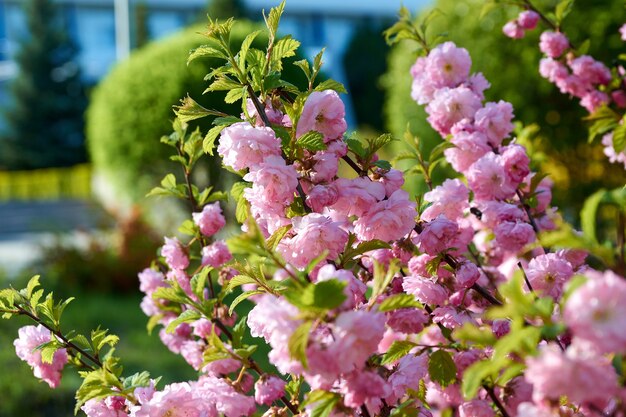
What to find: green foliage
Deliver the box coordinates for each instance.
[428,349,457,388]
[86,21,307,205]
[383,0,626,213]
[0,0,87,169]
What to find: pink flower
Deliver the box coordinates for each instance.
[217,122,281,171]
[201,240,232,268]
[444,131,491,173]
[279,213,348,269]
[138,268,166,295]
[388,354,428,401]
[539,31,569,58]
[354,189,416,242]
[296,90,347,142]
[517,10,539,29]
[464,73,491,99]
[82,397,129,417]
[612,90,626,108]
[403,275,449,305]
[459,400,495,417]
[525,344,619,405]
[254,376,286,405]
[426,41,472,88]
[432,306,473,329]
[526,253,573,299]
[474,101,515,147]
[411,57,437,105]
[456,261,480,289]
[180,340,205,370]
[580,90,610,113]
[503,21,525,39]
[192,202,226,237]
[539,58,569,83]
[194,376,256,417]
[569,56,611,86]
[564,270,626,354]
[158,321,192,354]
[377,168,405,197]
[493,221,535,252]
[331,177,386,217]
[422,179,469,221]
[341,370,391,409]
[426,87,483,136]
[161,237,189,270]
[306,184,339,213]
[466,153,516,201]
[332,310,386,370]
[417,215,460,255]
[244,155,298,206]
[308,151,339,183]
[621,23,626,41]
[14,325,68,388]
[386,308,429,334]
[501,144,530,184]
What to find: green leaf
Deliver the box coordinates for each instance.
[203,125,226,155]
[378,293,422,312]
[373,160,392,170]
[297,131,326,151]
[122,371,151,391]
[580,188,607,244]
[314,79,347,94]
[206,76,243,92]
[225,275,258,292]
[310,393,340,417]
[229,290,265,315]
[288,321,312,368]
[555,0,575,24]
[381,340,416,365]
[239,30,262,69]
[283,279,347,312]
[294,59,311,80]
[428,350,457,388]
[38,341,58,364]
[272,37,301,62]
[266,224,292,252]
[166,310,202,334]
[25,275,41,299]
[265,0,286,37]
[188,45,228,64]
[225,87,245,104]
[613,123,626,153]
[174,96,223,123]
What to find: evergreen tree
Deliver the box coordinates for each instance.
[1,0,87,169]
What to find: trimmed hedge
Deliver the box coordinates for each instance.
[87,21,307,206]
[383,0,626,214]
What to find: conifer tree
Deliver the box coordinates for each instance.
[1,0,87,169]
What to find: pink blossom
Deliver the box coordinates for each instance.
[612,90,626,108]
[161,237,189,270]
[580,90,610,113]
[456,261,480,289]
[217,122,281,171]
[296,90,347,142]
[331,177,386,217]
[564,270,626,354]
[403,275,449,305]
[129,382,207,417]
[501,144,530,183]
[503,21,525,39]
[539,58,569,83]
[332,310,386,370]
[138,268,166,295]
[422,179,469,221]
[459,400,495,417]
[386,308,429,334]
[570,56,611,86]
[493,221,535,252]
[255,376,286,405]
[444,131,491,173]
[477,201,525,229]
[14,325,68,388]
[192,202,226,237]
[517,11,539,29]
[464,73,491,99]
[426,87,483,136]
[502,378,533,415]
[474,101,515,147]
[82,397,129,417]
[305,184,339,213]
[426,41,472,88]
[526,253,573,299]
[354,189,416,242]
[525,344,619,405]
[193,376,256,417]
[244,155,298,206]
[308,151,339,183]
[180,340,205,370]
[158,320,192,354]
[539,31,570,58]
[515,403,555,417]
[411,57,437,105]
[466,153,516,201]
[341,370,391,408]
[244,98,286,127]
[377,168,405,197]
[388,354,428,402]
[280,213,348,268]
[201,240,232,268]
[432,306,473,329]
[602,133,626,168]
[417,215,460,255]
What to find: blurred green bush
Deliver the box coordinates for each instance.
[384,0,626,217]
[87,21,308,208]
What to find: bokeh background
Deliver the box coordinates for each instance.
[0,0,624,415]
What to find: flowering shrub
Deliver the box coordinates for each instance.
[2,2,626,417]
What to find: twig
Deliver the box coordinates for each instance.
[484,384,511,417]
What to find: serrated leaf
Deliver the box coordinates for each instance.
[265,0,285,37]
[225,87,246,104]
[239,30,262,69]
[310,394,340,417]
[314,79,347,94]
[613,123,626,153]
[294,59,311,80]
[297,131,326,151]
[373,160,392,170]
[38,341,58,364]
[203,125,226,155]
[123,371,151,391]
[166,310,202,334]
[580,189,606,244]
[188,45,227,64]
[266,224,292,251]
[174,96,224,123]
[555,0,575,24]
[428,350,457,388]
[25,275,40,299]
[288,321,312,368]
[284,279,347,312]
[226,275,258,292]
[272,37,300,69]
[207,76,243,92]
[229,290,265,315]
[178,219,197,236]
[378,294,423,312]
[381,340,416,365]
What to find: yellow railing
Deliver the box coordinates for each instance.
[0,164,92,201]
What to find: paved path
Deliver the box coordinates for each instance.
[0,200,108,276]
